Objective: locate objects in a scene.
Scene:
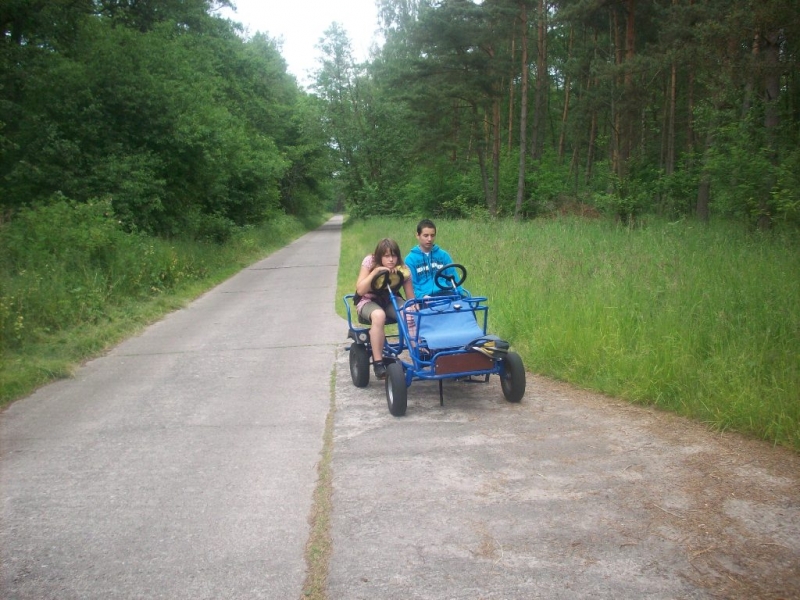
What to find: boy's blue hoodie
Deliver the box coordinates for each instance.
[405,244,462,297]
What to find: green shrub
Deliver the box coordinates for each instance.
[1,207,321,403]
[2,196,123,270]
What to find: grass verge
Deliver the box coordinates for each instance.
[301,364,336,599]
[338,216,800,450]
[1,214,327,408]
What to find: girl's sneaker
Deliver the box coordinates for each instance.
[373,361,387,380]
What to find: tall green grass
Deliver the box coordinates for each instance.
[0,199,325,404]
[339,217,800,450]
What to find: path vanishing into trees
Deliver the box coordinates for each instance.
[2,216,798,599]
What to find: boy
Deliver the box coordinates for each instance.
[405,219,464,297]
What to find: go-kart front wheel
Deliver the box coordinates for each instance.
[500,351,526,403]
[385,362,408,417]
[349,343,370,388]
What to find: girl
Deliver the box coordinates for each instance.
[355,238,415,379]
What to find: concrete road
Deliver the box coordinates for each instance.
[3,214,799,600]
[1,216,343,599]
[329,355,800,599]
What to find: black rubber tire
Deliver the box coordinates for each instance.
[349,344,370,388]
[385,362,408,416]
[500,351,526,403]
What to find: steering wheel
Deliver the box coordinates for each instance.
[434,263,467,291]
[371,268,405,292]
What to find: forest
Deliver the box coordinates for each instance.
[320,0,800,225]
[1,0,333,238]
[1,0,798,229]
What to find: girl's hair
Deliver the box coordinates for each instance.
[372,238,405,266]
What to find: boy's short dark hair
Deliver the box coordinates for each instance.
[416,219,436,234]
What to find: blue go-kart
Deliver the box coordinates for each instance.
[344,263,526,416]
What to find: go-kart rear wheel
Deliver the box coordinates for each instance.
[349,344,370,388]
[385,362,407,417]
[500,351,525,403]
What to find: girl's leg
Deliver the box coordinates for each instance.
[357,301,389,378]
[369,308,387,362]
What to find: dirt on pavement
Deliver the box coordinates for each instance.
[329,349,800,599]
[532,375,800,599]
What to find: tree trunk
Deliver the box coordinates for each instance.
[541,1,549,154]
[666,61,677,176]
[659,74,668,171]
[585,29,599,182]
[586,106,597,181]
[558,25,574,162]
[530,0,546,160]
[515,1,529,219]
[742,31,759,118]
[451,99,460,162]
[475,107,491,208]
[507,29,516,154]
[685,0,695,158]
[610,8,622,178]
[686,67,695,157]
[618,0,636,177]
[759,28,781,231]
[491,96,501,216]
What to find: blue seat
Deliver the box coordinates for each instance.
[415,302,485,350]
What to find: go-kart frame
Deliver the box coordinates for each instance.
[344,263,526,417]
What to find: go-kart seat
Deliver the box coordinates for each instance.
[415,301,484,350]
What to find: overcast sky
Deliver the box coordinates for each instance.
[218,0,381,86]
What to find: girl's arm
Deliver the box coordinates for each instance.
[356,264,386,296]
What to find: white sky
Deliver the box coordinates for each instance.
[217,0,381,86]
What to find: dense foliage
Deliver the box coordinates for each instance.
[4,1,797,230]
[1,0,334,236]
[0,194,319,402]
[313,0,799,228]
[0,0,335,399]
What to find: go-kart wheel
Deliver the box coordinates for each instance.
[500,351,525,403]
[434,263,467,291]
[385,362,408,417]
[349,344,370,388]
